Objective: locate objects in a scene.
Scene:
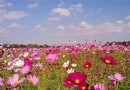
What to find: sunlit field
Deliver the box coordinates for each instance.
[0,43,130,90]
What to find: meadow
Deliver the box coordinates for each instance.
[0,43,130,90]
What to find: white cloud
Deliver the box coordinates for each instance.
[57,25,65,30]
[124,15,130,20]
[56,20,130,37]
[115,20,124,24]
[0,2,12,8]
[70,4,83,12]
[5,11,28,20]
[8,23,24,29]
[48,17,62,21]
[35,24,46,31]
[79,21,93,30]
[58,2,64,7]
[28,3,39,8]
[35,24,42,29]
[52,8,71,17]
[86,8,102,17]
[6,2,12,7]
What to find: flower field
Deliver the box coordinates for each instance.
[0,43,130,90]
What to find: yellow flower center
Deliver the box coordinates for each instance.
[30,78,34,83]
[105,60,110,63]
[82,86,86,90]
[68,81,71,84]
[75,79,80,84]
[14,81,18,85]
[86,65,89,68]
[25,69,29,73]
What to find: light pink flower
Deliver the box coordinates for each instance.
[0,77,4,86]
[27,75,39,85]
[20,65,30,75]
[91,83,108,90]
[7,74,25,87]
[108,73,125,85]
[46,54,58,63]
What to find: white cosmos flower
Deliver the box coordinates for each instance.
[71,64,77,67]
[14,60,24,68]
[63,61,69,68]
[23,52,29,57]
[62,55,65,58]
[67,68,74,74]
[8,62,11,66]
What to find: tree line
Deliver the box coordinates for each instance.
[2,44,50,48]
[1,41,130,48]
[105,41,130,46]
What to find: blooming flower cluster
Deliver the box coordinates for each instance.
[64,72,89,90]
[63,60,77,74]
[0,43,129,89]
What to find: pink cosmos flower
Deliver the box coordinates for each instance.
[27,75,39,85]
[108,73,125,85]
[46,54,58,63]
[20,65,30,75]
[91,83,108,90]
[0,77,4,86]
[7,74,25,87]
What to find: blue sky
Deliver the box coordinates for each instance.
[0,0,130,45]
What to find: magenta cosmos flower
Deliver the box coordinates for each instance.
[101,55,116,65]
[46,54,58,63]
[78,83,89,90]
[64,76,74,88]
[64,72,87,88]
[91,83,108,90]
[83,60,92,69]
[20,65,30,75]
[24,58,32,67]
[108,73,125,85]
[27,75,39,85]
[0,77,4,86]
[7,74,25,87]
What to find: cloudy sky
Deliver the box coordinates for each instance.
[0,0,130,45]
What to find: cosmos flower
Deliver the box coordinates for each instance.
[24,58,32,67]
[46,54,58,63]
[64,72,87,88]
[0,77,4,86]
[78,83,89,90]
[14,60,24,68]
[63,61,70,68]
[67,68,75,74]
[91,83,108,90]
[108,73,125,85]
[20,65,30,75]
[69,72,87,85]
[23,52,29,57]
[83,60,92,69]
[64,76,74,88]
[101,55,116,65]
[27,75,39,85]
[7,74,25,87]
[71,63,77,67]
